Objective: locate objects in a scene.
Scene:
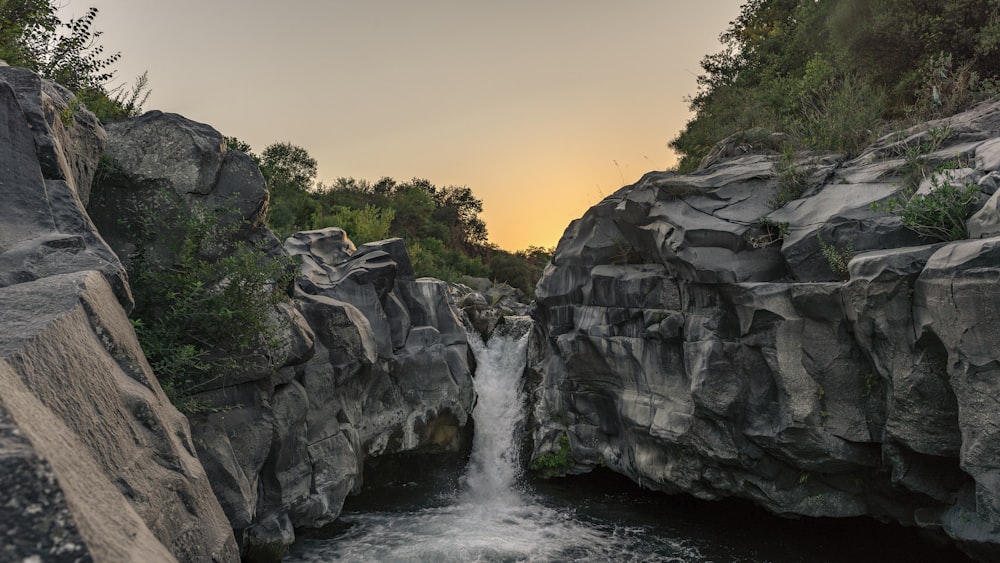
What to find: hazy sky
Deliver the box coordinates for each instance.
[65,1,744,250]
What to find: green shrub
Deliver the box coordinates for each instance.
[873,171,981,241]
[409,237,488,282]
[890,126,953,190]
[125,193,294,411]
[530,434,573,476]
[771,153,812,207]
[311,204,394,245]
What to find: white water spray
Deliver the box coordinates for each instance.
[286,317,704,562]
[461,318,532,505]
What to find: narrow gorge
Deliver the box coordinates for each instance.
[3,62,1000,562]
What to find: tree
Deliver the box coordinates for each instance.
[0,0,57,67]
[260,142,317,191]
[257,142,319,236]
[434,185,487,247]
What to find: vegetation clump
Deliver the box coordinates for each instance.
[873,170,982,242]
[123,190,294,411]
[530,433,573,477]
[671,0,1000,172]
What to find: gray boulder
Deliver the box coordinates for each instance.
[0,66,105,204]
[0,77,128,306]
[87,111,269,270]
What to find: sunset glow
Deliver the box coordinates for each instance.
[66,0,743,250]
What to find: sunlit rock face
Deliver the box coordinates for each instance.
[530,99,1000,561]
[0,70,239,562]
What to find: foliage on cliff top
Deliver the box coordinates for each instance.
[230,138,552,296]
[671,0,1000,172]
[0,0,149,120]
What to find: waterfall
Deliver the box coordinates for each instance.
[286,315,706,562]
[461,317,533,504]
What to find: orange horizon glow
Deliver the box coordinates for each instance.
[62,0,742,251]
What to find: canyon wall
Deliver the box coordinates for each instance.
[530,99,1000,561]
[0,66,478,562]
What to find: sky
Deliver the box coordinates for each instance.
[63,0,744,251]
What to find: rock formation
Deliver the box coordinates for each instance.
[0,68,239,561]
[0,65,478,562]
[530,98,1000,561]
[84,111,477,560]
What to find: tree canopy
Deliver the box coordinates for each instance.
[671,0,1000,171]
[228,139,551,295]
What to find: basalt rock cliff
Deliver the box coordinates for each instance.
[0,66,478,562]
[530,99,1000,561]
[0,67,239,561]
[87,113,478,560]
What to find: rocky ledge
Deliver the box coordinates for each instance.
[530,98,1000,561]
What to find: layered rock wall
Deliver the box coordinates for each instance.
[85,110,477,560]
[531,99,1000,560]
[1,66,477,562]
[0,68,238,561]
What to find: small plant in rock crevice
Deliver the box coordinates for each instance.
[817,234,853,279]
[771,152,815,208]
[746,218,789,248]
[530,433,573,476]
[872,165,981,242]
[891,126,953,191]
[610,235,643,265]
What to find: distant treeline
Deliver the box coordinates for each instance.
[230,139,552,296]
[671,0,1000,171]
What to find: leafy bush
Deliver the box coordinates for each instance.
[409,237,489,282]
[530,434,573,476]
[311,204,395,245]
[125,192,294,411]
[873,173,981,242]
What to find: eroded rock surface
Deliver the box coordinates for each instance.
[0,71,238,562]
[83,112,479,560]
[530,99,1000,560]
[188,230,477,560]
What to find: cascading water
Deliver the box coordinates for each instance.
[286,317,703,562]
[285,317,963,562]
[459,316,532,506]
